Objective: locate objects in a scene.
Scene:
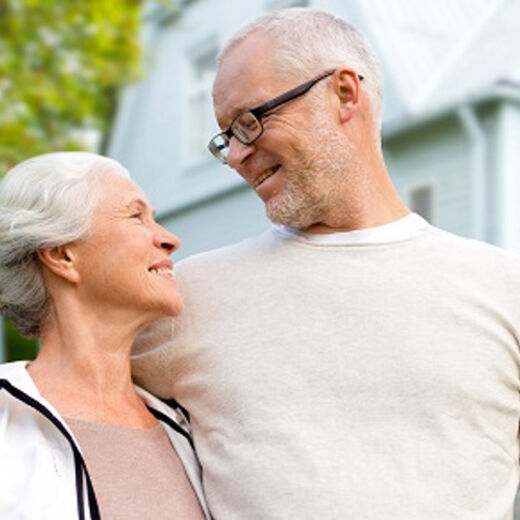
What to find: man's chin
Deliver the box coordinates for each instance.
[266,199,314,230]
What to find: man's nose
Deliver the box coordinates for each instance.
[227,137,255,171]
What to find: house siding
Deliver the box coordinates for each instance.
[385,116,474,237]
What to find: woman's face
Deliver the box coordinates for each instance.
[71,172,183,325]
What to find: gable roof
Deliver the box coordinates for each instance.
[416,0,520,111]
[358,0,516,120]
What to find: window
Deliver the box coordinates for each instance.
[185,45,218,163]
[410,185,434,222]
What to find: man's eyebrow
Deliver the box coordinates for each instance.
[217,108,242,130]
[218,100,264,129]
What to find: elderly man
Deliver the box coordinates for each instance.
[134,8,520,519]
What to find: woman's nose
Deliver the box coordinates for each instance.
[154,226,180,254]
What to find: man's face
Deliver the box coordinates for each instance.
[213,35,354,230]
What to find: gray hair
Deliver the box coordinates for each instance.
[0,152,130,336]
[219,8,384,129]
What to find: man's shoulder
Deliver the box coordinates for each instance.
[430,226,519,257]
[425,225,520,276]
[177,227,277,272]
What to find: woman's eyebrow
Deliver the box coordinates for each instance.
[124,198,156,218]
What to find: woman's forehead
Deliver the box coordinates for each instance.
[96,174,146,211]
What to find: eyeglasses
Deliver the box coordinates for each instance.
[208,69,364,164]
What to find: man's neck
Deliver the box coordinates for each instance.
[302,189,411,234]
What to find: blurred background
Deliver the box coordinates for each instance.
[1,0,519,507]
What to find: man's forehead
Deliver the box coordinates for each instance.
[219,31,273,76]
[212,34,281,125]
[212,76,269,123]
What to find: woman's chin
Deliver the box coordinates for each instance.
[153,297,185,319]
[165,298,184,317]
[132,297,184,334]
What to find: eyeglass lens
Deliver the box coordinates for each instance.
[231,112,262,144]
[210,112,262,163]
[209,134,230,162]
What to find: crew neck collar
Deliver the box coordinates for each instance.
[275,213,430,245]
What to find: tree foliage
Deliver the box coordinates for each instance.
[0,0,144,174]
[0,0,159,360]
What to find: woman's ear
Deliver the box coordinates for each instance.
[37,246,80,283]
[333,68,361,123]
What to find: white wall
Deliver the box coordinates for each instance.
[493,101,520,252]
[161,184,270,260]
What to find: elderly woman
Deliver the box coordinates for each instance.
[0,152,210,519]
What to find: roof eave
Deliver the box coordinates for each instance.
[382,81,520,141]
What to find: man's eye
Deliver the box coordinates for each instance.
[244,119,259,130]
[130,212,142,219]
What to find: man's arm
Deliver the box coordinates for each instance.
[131,317,177,398]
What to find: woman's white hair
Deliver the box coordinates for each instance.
[219,7,384,130]
[0,152,130,336]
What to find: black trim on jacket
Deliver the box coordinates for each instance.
[0,378,100,520]
[162,397,191,423]
[1,378,196,520]
[147,405,194,449]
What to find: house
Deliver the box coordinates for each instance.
[107,0,520,259]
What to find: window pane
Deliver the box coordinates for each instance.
[186,45,218,161]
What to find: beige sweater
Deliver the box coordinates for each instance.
[133,218,520,520]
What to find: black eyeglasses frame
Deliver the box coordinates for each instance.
[208,68,364,163]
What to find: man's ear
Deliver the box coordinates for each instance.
[37,245,80,283]
[333,68,361,123]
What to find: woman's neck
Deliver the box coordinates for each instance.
[27,306,157,427]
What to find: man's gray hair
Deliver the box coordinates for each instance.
[219,8,384,129]
[0,152,130,337]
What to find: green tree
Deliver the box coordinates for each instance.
[0,0,157,360]
[0,0,144,173]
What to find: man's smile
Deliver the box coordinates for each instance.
[253,165,281,188]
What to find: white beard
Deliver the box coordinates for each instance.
[266,117,360,229]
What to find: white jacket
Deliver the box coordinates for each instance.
[0,361,211,520]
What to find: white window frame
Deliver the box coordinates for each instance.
[181,38,219,170]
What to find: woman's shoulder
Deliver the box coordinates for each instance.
[0,360,33,391]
